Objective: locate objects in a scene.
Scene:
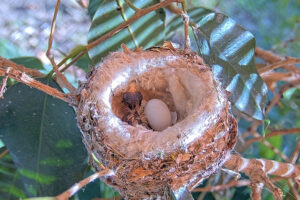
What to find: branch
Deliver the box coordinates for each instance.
[251,183,263,200]
[87,0,182,51]
[46,0,60,57]
[246,128,300,144]
[259,56,300,74]
[0,149,9,158]
[46,0,75,93]
[0,67,10,98]
[224,154,294,200]
[0,67,74,105]
[56,169,114,200]
[193,180,250,192]
[0,56,44,78]
[59,0,182,71]
[291,139,300,164]
[255,47,283,64]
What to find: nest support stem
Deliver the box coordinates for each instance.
[224,154,300,200]
[0,58,76,105]
[56,168,114,200]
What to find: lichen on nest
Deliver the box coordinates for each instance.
[76,44,237,199]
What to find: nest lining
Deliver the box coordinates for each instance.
[77,47,237,199]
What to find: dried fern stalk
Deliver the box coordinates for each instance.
[76,44,237,199]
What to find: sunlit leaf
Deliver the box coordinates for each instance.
[87,0,104,19]
[166,7,268,120]
[0,78,88,197]
[0,147,26,199]
[88,0,165,64]
[0,39,22,59]
[258,135,282,159]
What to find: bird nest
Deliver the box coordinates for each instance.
[76,44,237,199]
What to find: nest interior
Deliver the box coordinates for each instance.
[77,46,237,199]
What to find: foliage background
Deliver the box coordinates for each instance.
[0,0,299,199]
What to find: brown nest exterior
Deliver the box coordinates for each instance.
[77,45,237,199]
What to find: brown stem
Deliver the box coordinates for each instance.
[56,169,114,200]
[193,180,250,192]
[251,183,263,200]
[0,67,74,105]
[0,149,9,158]
[224,154,285,200]
[246,128,300,145]
[87,0,182,51]
[291,139,300,164]
[0,56,44,78]
[46,0,75,93]
[0,67,10,98]
[61,0,182,69]
[46,0,60,57]
[259,57,300,74]
[287,179,300,200]
[180,1,190,50]
[255,47,283,64]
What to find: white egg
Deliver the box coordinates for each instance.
[145,99,172,131]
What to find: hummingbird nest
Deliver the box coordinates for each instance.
[76,44,237,199]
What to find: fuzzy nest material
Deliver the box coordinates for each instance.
[77,45,237,199]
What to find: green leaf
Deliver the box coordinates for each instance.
[166,7,268,120]
[0,147,26,200]
[0,39,22,59]
[75,53,93,72]
[87,0,104,19]
[0,78,88,197]
[190,8,268,120]
[10,56,44,70]
[88,0,165,64]
[258,135,282,160]
[262,119,270,138]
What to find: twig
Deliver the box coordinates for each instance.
[117,0,138,48]
[259,57,300,74]
[50,59,76,93]
[265,84,292,113]
[193,180,250,192]
[0,57,44,78]
[224,154,286,200]
[255,47,283,64]
[0,67,11,98]
[56,169,114,200]
[251,183,263,200]
[46,0,60,56]
[287,178,300,200]
[59,0,182,71]
[291,139,300,164]
[0,149,9,158]
[0,66,74,105]
[87,0,182,51]
[192,177,283,192]
[124,0,140,11]
[46,0,75,93]
[180,1,190,50]
[60,0,182,71]
[246,128,300,145]
[248,126,290,162]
